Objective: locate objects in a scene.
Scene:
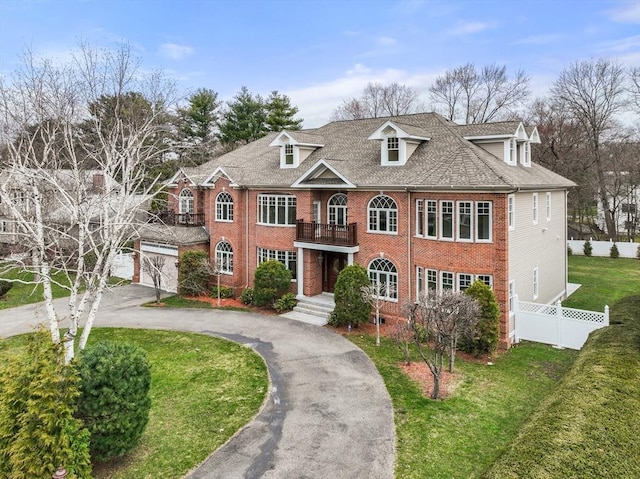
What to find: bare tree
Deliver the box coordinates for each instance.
[429,63,530,124]
[630,67,640,113]
[551,59,627,240]
[361,281,393,346]
[0,43,175,362]
[331,82,420,120]
[405,290,479,399]
[142,255,166,305]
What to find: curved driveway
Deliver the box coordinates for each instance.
[0,285,396,479]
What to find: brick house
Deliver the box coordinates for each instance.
[134,112,574,346]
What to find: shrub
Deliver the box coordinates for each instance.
[253,260,291,307]
[460,280,501,355]
[0,331,92,479]
[583,240,593,257]
[274,292,297,313]
[610,243,620,259]
[567,245,573,256]
[210,285,235,299]
[329,264,371,327]
[637,245,640,260]
[0,280,13,298]
[240,288,254,305]
[178,250,210,296]
[76,341,151,462]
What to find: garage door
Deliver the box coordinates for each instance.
[139,242,179,293]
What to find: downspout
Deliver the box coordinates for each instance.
[407,189,412,303]
[245,188,250,288]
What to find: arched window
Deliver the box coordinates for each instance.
[215,240,233,274]
[368,195,397,233]
[216,191,234,221]
[179,188,194,214]
[368,258,398,300]
[328,193,347,226]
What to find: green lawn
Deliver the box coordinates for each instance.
[0,329,269,479]
[564,256,640,311]
[349,335,577,479]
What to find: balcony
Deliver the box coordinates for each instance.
[150,211,205,227]
[296,220,358,247]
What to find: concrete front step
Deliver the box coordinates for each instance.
[280,310,328,326]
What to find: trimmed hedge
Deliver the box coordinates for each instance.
[329,264,371,327]
[484,295,640,479]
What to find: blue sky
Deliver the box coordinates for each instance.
[1,0,638,127]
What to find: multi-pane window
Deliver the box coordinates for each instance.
[215,241,233,274]
[416,266,424,297]
[284,144,294,165]
[427,269,438,291]
[416,200,424,236]
[457,201,473,241]
[458,273,473,291]
[476,201,492,241]
[509,138,517,165]
[0,220,10,233]
[179,188,194,214]
[476,275,493,288]
[426,200,437,238]
[216,192,234,222]
[523,142,531,166]
[441,271,454,290]
[546,192,551,221]
[440,201,454,239]
[387,137,399,162]
[328,193,347,225]
[368,258,398,300]
[258,194,297,225]
[257,247,297,280]
[509,280,516,313]
[508,195,515,230]
[533,267,539,300]
[368,195,398,233]
[532,193,538,224]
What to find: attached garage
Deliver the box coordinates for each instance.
[139,242,179,293]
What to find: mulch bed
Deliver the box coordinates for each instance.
[183,295,279,314]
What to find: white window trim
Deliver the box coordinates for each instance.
[257,247,297,281]
[439,200,454,241]
[546,192,551,222]
[533,267,539,300]
[416,266,424,298]
[457,273,473,292]
[416,199,424,237]
[179,188,194,214]
[508,195,515,230]
[280,143,298,168]
[509,280,516,314]
[426,200,438,239]
[215,191,234,222]
[215,241,234,275]
[441,271,454,290]
[532,193,539,225]
[367,195,398,234]
[475,201,493,242]
[456,201,473,242]
[257,194,297,227]
[368,258,398,302]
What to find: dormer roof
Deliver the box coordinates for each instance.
[269,130,325,147]
[458,121,540,143]
[291,159,356,188]
[367,120,431,141]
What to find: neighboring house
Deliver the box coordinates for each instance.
[134,112,574,347]
[596,171,639,239]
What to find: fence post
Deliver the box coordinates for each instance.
[512,295,519,344]
[604,305,609,326]
[555,300,563,349]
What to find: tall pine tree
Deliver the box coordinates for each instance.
[265,90,303,131]
[177,88,220,142]
[217,86,267,147]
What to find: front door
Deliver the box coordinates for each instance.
[323,252,348,293]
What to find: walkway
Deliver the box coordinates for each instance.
[0,285,396,479]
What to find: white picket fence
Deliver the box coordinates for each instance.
[514,296,609,350]
[567,238,638,258]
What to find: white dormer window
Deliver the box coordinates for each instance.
[523,142,531,167]
[387,137,399,162]
[508,138,517,165]
[284,144,294,165]
[368,120,430,167]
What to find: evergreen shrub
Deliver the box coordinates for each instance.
[610,243,619,258]
[76,341,151,462]
[328,264,371,327]
[583,240,593,257]
[178,250,210,296]
[460,280,501,355]
[0,280,13,298]
[240,288,254,305]
[253,260,291,307]
[274,292,297,312]
[210,285,235,299]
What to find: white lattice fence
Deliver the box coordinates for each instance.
[514,296,609,350]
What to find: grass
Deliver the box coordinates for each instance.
[348,335,577,479]
[564,256,640,311]
[0,328,269,479]
[485,295,640,478]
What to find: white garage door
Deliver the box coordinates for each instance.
[139,242,179,293]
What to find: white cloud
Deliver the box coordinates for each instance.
[513,33,565,46]
[597,35,640,53]
[378,36,398,47]
[605,1,640,24]
[157,43,194,60]
[446,21,494,36]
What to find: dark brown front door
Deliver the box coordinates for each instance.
[323,252,348,293]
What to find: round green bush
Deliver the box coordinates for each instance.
[583,240,593,257]
[76,341,151,462]
[253,260,291,307]
[275,292,297,312]
[461,280,500,355]
[329,264,372,327]
[610,243,619,259]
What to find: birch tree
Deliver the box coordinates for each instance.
[0,43,175,362]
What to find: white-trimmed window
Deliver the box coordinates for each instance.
[216,191,234,222]
[509,280,516,313]
[441,271,454,290]
[545,192,551,221]
[368,258,398,301]
[215,240,234,274]
[476,274,493,288]
[440,201,454,240]
[258,194,297,226]
[387,137,399,162]
[284,144,294,165]
[426,200,437,238]
[533,267,539,300]
[508,138,517,165]
[457,201,473,241]
[0,220,10,233]
[532,193,538,224]
[257,247,297,280]
[458,273,473,292]
[508,195,515,230]
[416,200,424,236]
[427,269,438,291]
[179,188,194,214]
[328,193,347,225]
[416,266,424,297]
[368,195,398,233]
[476,201,492,241]
[523,142,531,166]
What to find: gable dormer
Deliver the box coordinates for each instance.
[463,122,541,168]
[269,131,324,169]
[367,121,430,166]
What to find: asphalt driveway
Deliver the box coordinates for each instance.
[0,285,396,479]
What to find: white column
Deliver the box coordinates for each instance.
[347,252,354,265]
[297,247,304,298]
